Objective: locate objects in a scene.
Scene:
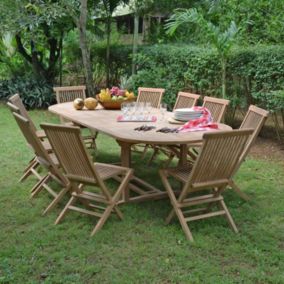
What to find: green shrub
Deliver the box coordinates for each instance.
[252,90,284,113]
[107,44,284,111]
[0,76,54,109]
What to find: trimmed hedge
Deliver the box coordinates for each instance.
[108,44,284,110]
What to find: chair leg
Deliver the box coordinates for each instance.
[148,146,159,165]
[19,159,39,182]
[229,180,250,201]
[55,196,76,225]
[113,206,123,220]
[160,170,194,241]
[141,144,150,160]
[174,207,194,242]
[42,187,70,216]
[165,209,176,225]
[91,170,132,236]
[219,199,238,233]
[30,174,50,198]
[91,204,114,236]
[163,153,175,168]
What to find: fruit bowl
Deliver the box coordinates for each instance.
[98,98,136,110]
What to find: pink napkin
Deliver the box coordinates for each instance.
[178,107,218,133]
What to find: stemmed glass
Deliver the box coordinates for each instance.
[121,102,129,120]
[160,103,167,121]
[145,102,152,120]
[129,102,136,120]
[138,102,145,120]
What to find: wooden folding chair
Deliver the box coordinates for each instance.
[182,96,231,162]
[148,92,201,166]
[41,123,133,236]
[159,129,253,241]
[173,92,200,110]
[6,101,53,184]
[9,94,46,139]
[136,87,165,108]
[202,96,230,123]
[12,113,71,215]
[53,85,97,149]
[228,105,269,200]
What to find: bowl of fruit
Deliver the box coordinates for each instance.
[97,87,136,110]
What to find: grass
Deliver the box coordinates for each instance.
[0,104,283,283]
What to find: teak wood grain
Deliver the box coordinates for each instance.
[49,102,231,147]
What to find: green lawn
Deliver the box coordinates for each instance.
[0,104,283,283]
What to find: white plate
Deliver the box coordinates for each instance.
[174,108,203,114]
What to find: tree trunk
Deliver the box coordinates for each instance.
[106,17,111,86]
[132,13,139,75]
[78,0,94,96]
[221,57,226,99]
[59,33,63,86]
[15,33,60,84]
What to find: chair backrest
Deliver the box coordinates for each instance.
[137,87,165,108]
[41,123,99,185]
[202,96,230,123]
[8,94,37,133]
[12,113,55,169]
[6,101,20,114]
[186,129,253,191]
[238,104,269,163]
[173,92,200,110]
[53,85,86,103]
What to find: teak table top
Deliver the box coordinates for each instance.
[48,102,231,145]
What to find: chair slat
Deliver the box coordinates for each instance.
[174,92,200,110]
[202,96,230,123]
[137,87,165,108]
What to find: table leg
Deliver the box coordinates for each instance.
[116,140,132,168]
[116,140,168,203]
[116,141,132,202]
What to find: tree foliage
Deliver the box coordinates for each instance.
[0,0,74,83]
[165,8,238,98]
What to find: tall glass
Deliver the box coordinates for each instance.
[160,103,167,121]
[145,102,152,120]
[121,102,129,120]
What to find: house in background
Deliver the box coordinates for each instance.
[112,3,167,44]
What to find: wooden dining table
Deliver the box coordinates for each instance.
[49,102,232,203]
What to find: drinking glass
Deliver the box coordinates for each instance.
[121,102,129,120]
[129,102,136,120]
[138,102,145,120]
[160,103,167,121]
[145,102,151,120]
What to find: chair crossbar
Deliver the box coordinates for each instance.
[68,206,103,218]
[185,210,226,222]
[179,195,223,207]
[72,191,109,204]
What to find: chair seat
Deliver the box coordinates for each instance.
[95,163,129,180]
[166,164,193,183]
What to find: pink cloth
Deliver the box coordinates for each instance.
[178,107,218,132]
